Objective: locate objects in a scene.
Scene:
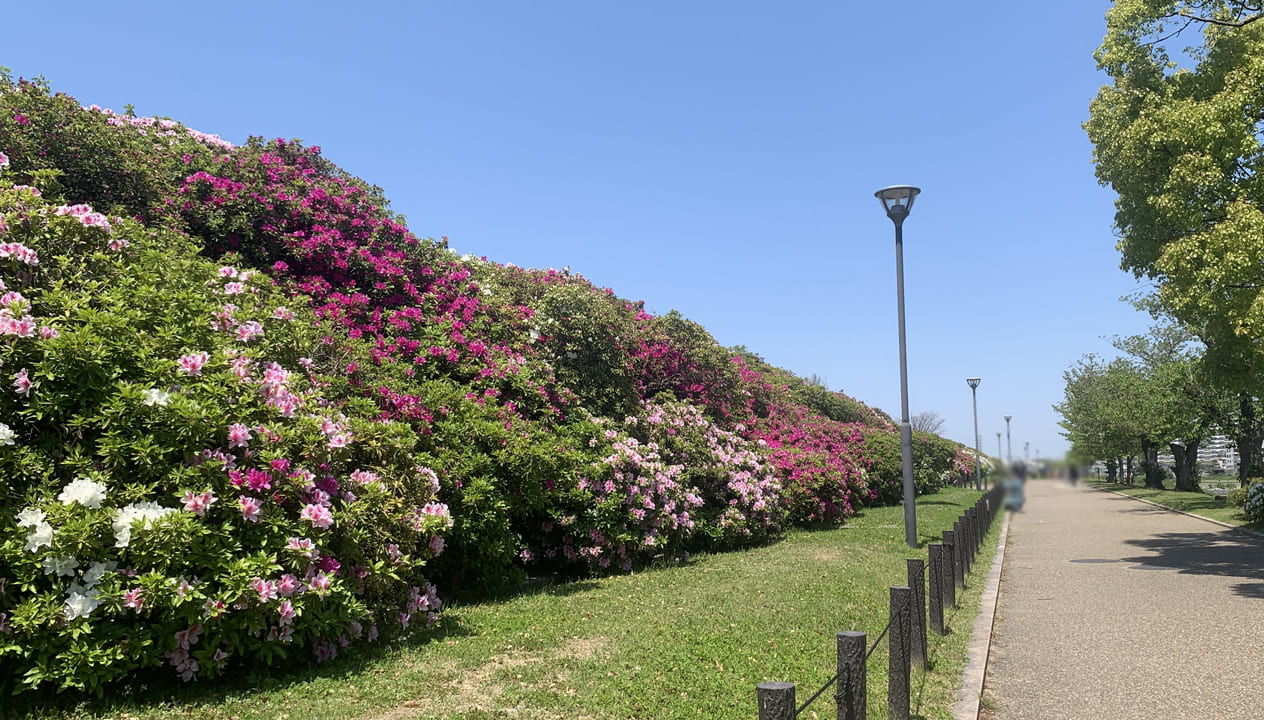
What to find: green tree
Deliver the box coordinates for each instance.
[1111,316,1236,490]
[1087,2,1264,485]
[1056,355,1165,486]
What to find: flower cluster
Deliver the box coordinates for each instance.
[0,75,956,696]
[0,181,447,695]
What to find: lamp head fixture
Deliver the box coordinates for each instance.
[874,185,921,226]
[966,377,981,390]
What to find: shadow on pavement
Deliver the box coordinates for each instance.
[1121,530,1264,599]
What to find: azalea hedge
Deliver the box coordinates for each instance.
[0,72,975,695]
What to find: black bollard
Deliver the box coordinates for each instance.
[906,559,927,669]
[757,681,796,720]
[928,544,945,634]
[888,586,912,720]
[836,631,866,720]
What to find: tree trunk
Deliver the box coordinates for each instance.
[1171,440,1202,492]
[1107,458,1118,483]
[1124,456,1134,485]
[1141,438,1164,489]
[1232,394,1264,487]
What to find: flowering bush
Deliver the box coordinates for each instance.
[634,398,784,549]
[750,403,871,523]
[0,72,228,225]
[858,427,971,501]
[0,183,445,694]
[0,72,961,696]
[1244,482,1264,523]
[631,312,748,423]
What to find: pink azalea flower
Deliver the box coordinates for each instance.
[223,282,245,295]
[235,321,263,342]
[12,368,32,397]
[226,423,252,449]
[182,489,216,516]
[123,588,145,610]
[239,496,263,522]
[278,599,296,626]
[285,537,317,557]
[0,242,37,264]
[178,351,209,376]
[300,503,333,529]
[174,623,203,650]
[277,573,302,597]
[421,502,454,528]
[251,577,278,604]
[308,573,332,595]
[244,468,272,491]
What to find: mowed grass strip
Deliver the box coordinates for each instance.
[23,487,1000,720]
[1085,479,1264,532]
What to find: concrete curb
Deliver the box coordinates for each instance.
[952,508,1010,720]
[1089,484,1264,540]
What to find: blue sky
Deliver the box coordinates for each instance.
[3,1,1151,460]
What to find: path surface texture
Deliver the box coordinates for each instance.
[982,479,1264,719]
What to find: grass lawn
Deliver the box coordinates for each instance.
[12,487,1002,720]
[1084,479,1264,532]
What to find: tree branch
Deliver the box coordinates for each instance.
[1148,16,1198,47]
[1172,10,1263,27]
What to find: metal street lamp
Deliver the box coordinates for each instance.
[1004,415,1013,464]
[1024,441,1030,460]
[875,184,921,549]
[996,432,1003,461]
[967,378,982,490]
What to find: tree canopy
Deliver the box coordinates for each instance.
[1086,0,1264,391]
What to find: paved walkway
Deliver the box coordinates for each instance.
[981,479,1264,720]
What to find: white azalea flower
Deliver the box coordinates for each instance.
[0,422,14,445]
[58,477,108,509]
[42,555,79,577]
[141,388,171,407]
[15,507,45,528]
[25,521,53,553]
[113,502,175,548]
[64,583,101,621]
[82,560,116,588]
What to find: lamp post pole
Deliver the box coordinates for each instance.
[1004,415,1013,465]
[1025,441,1030,460]
[996,432,1003,461]
[875,185,921,549]
[967,378,982,490]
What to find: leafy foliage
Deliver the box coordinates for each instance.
[0,185,444,694]
[0,70,960,695]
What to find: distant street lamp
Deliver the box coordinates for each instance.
[875,184,921,549]
[996,432,1003,460]
[1025,441,1031,460]
[967,378,982,490]
[1004,415,1013,464]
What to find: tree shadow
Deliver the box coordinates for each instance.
[1120,529,1264,599]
